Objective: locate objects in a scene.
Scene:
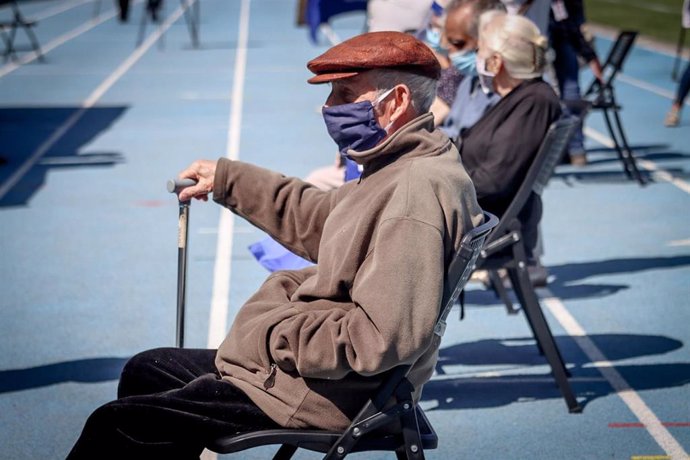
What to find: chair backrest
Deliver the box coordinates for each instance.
[434,210,498,337]
[584,30,638,97]
[483,116,579,247]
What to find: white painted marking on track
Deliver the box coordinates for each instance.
[201,3,250,457]
[205,0,250,349]
[542,289,689,460]
[0,0,142,79]
[32,0,95,21]
[617,74,690,108]
[0,0,192,202]
[583,127,690,195]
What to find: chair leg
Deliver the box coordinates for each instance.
[398,405,425,460]
[0,28,12,62]
[611,108,646,185]
[601,107,633,179]
[137,6,147,46]
[506,267,542,354]
[23,25,43,61]
[507,262,581,413]
[273,444,297,460]
[488,269,519,315]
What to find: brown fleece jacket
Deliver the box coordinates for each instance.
[212,113,482,430]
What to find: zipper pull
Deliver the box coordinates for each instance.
[263,363,277,390]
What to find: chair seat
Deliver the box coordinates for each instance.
[207,406,438,455]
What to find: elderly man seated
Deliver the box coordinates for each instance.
[67,31,483,459]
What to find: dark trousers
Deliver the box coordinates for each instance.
[67,348,279,459]
[675,61,690,106]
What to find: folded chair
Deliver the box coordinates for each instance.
[580,30,644,184]
[206,211,499,459]
[0,0,43,62]
[476,116,583,413]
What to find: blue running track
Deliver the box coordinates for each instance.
[0,1,688,458]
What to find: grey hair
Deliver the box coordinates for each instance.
[445,0,506,39]
[366,68,438,114]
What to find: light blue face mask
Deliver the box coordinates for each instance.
[449,49,477,76]
[424,28,446,55]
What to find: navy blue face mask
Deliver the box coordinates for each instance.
[322,88,394,157]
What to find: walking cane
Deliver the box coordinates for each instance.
[167,178,197,348]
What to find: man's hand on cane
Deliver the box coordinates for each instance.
[178,159,217,202]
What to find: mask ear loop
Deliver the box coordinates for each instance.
[374,86,398,132]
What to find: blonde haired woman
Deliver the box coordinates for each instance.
[457,10,561,267]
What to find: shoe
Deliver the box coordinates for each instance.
[569,153,587,167]
[664,107,680,127]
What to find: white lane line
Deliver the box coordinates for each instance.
[617,74,690,108]
[0,3,124,79]
[0,1,192,201]
[206,0,251,349]
[541,290,689,460]
[582,126,690,195]
[32,0,95,21]
[199,0,250,450]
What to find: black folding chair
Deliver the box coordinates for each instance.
[476,116,583,414]
[580,30,645,185]
[0,0,43,62]
[205,211,499,459]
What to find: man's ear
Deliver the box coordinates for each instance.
[389,84,412,123]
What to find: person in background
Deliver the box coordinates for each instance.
[549,0,603,165]
[458,10,561,282]
[367,0,434,33]
[665,0,690,127]
[438,0,505,140]
[500,0,551,35]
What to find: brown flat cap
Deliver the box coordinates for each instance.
[307,31,441,84]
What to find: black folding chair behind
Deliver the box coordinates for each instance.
[580,30,645,184]
[0,0,43,62]
[476,116,583,413]
[205,211,499,460]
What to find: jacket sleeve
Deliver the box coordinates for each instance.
[212,158,338,262]
[268,217,445,379]
[468,94,560,204]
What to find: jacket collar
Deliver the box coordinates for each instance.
[345,113,452,175]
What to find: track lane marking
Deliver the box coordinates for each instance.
[0,1,193,201]
[205,0,250,350]
[0,1,132,79]
[583,126,690,195]
[542,289,689,459]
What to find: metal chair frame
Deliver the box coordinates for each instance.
[581,30,645,185]
[476,116,583,413]
[205,211,499,459]
[0,0,43,62]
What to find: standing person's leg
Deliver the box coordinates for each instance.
[68,348,279,459]
[666,61,690,127]
[554,39,587,165]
